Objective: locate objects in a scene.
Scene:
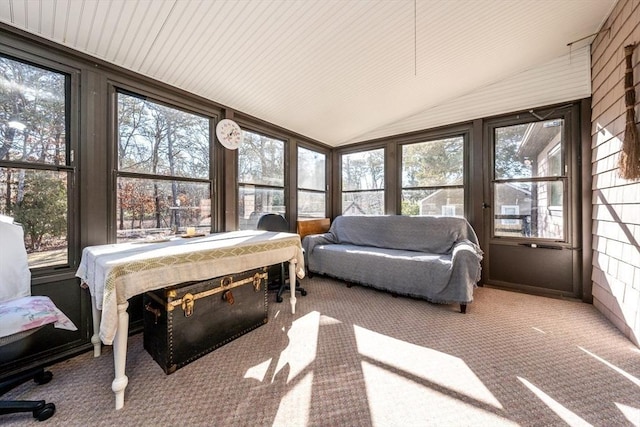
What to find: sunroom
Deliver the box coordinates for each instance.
[0,0,639,424]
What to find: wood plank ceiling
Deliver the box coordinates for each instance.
[0,0,616,146]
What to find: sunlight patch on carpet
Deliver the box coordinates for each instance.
[353,325,503,409]
[272,371,313,426]
[614,402,640,426]
[578,346,640,388]
[362,362,517,426]
[244,358,272,382]
[275,311,320,383]
[319,314,342,325]
[518,377,593,427]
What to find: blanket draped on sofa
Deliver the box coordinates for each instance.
[303,215,483,310]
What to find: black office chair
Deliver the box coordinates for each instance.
[0,220,77,421]
[256,214,307,303]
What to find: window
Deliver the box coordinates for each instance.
[237,129,285,230]
[341,148,384,215]
[297,146,326,218]
[500,205,519,225]
[401,136,464,216]
[116,91,212,241]
[493,119,565,239]
[0,55,72,268]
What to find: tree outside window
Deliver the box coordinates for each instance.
[0,55,71,268]
[116,92,212,241]
[237,130,285,230]
[401,136,464,217]
[341,149,384,215]
[493,120,565,239]
[298,146,326,218]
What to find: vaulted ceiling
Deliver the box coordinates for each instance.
[0,0,616,146]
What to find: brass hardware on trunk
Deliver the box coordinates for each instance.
[145,269,268,316]
[144,302,162,324]
[222,290,235,305]
[252,273,262,291]
[181,293,195,317]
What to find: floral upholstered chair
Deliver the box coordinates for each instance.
[0,219,76,421]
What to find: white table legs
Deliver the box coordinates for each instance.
[289,258,297,314]
[112,301,129,410]
[89,260,300,410]
[90,297,130,410]
[90,294,102,358]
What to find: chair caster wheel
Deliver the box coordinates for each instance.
[34,402,55,421]
[300,289,307,296]
[276,295,283,303]
[34,370,53,385]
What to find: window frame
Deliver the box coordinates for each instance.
[297,144,328,219]
[398,133,466,217]
[0,51,79,274]
[236,126,288,229]
[110,85,220,241]
[488,113,571,243]
[339,146,386,216]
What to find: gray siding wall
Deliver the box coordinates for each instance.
[591,0,640,345]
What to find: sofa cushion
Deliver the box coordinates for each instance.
[310,244,475,303]
[328,215,477,254]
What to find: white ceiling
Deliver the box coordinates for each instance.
[0,0,616,147]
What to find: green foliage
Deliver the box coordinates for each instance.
[342,149,384,190]
[494,124,530,179]
[401,200,419,215]
[402,137,463,187]
[13,172,67,250]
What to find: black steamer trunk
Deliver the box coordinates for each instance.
[143,267,268,374]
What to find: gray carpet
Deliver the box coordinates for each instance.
[3,276,640,426]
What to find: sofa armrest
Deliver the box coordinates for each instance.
[302,233,334,267]
[302,233,334,253]
[451,239,484,284]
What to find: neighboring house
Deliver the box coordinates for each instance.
[342,201,367,216]
[418,189,464,218]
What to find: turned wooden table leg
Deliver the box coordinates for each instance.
[112,302,130,410]
[90,294,102,357]
[289,258,297,314]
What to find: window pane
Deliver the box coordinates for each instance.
[402,188,464,217]
[0,168,68,267]
[116,177,211,241]
[342,191,384,215]
[342,149,384,191]
[402,137,463,187]
[238,185,285,230]
[298,147,325,191]
[298,190,326,218]
[493,181,564,239]
[494,119,564,180]
[238,130,284,186]
[1,57,67,165]
[117,93,210,179]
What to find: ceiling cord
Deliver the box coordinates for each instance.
[414,0,417,76]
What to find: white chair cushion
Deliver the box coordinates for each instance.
[0,221,31,302]
[0,295,77,339]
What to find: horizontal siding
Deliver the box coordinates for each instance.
[591,0,640,346]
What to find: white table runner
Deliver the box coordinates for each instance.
[76,230,305,344]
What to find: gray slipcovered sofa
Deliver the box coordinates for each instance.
[302,215,483,312]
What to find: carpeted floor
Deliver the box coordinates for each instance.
[3,276,640,426]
